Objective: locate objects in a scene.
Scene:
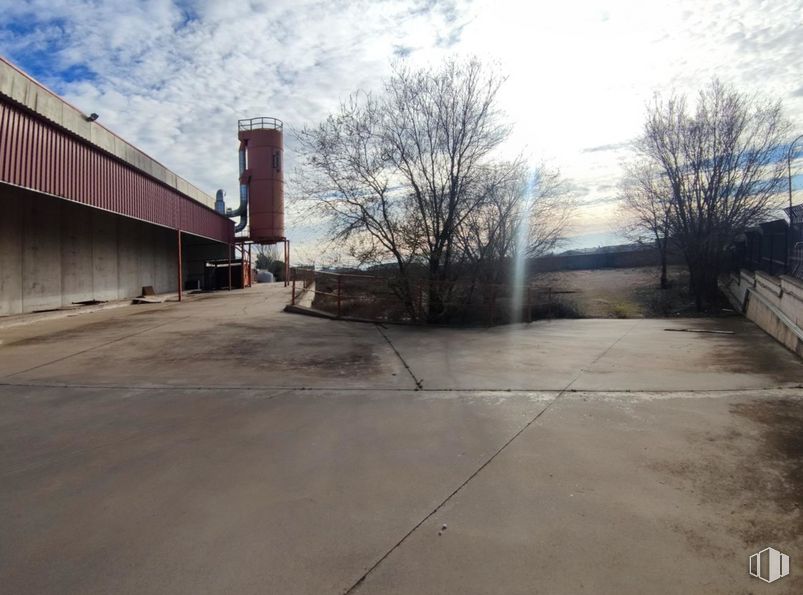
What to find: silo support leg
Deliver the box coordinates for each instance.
[284,239,290,287]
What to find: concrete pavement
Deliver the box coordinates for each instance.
[1,284,801,594]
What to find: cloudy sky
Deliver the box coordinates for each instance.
[2,0,802,259]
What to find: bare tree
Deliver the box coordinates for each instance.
[381,60,509,309]
[295,90,421,315]
[296,58,570,321]
[619,162,673,288]
[634,79,790,309]
[524,166,572,258]
[458,162,568,281]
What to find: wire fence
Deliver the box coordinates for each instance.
[289,268,578,325]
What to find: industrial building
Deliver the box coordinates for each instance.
[0,57,286,316]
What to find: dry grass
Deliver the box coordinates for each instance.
[530,265,700,319]
[308,265,719,322]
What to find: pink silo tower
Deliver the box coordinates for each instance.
[237,117,284,243]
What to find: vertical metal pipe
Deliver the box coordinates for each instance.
[177,230,183,302]
[228,243,232,290]
[291,276,296,306]
[284,239,290,287]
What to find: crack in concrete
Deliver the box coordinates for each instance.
[342,319,644,595]
[343,388,566,594]
[374,324,423,390]
[0,381,798,394]
[565,319,642,387]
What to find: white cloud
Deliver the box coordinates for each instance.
[1,0,802,253]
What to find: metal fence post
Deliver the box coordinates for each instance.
[489,285,497,325]
[337,275,342,318]
[291,274,296,306]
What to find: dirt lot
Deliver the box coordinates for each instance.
[532,265,705,318]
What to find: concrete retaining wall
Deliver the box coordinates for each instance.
[722,270,803,358]
[1,186,179,316]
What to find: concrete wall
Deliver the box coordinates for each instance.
[1,185,180,316]
[722,270,803,358]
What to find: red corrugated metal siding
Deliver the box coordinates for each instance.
[0,98,233,243]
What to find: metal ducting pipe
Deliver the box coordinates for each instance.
[214,189,226,214]
[227,183,249,233]
[222,142,250,233]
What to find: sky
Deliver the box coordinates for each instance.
[1,0,802,261]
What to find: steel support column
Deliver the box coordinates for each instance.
[177,230,183,302]
[228,244,232,290]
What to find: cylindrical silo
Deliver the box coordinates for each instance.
[237,117,284,242]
